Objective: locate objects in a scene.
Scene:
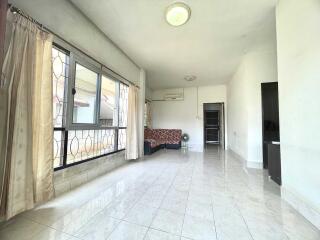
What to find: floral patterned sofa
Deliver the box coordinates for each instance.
[144,128,182,155]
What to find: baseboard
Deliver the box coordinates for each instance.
[227,148,263,169]
[246,161,263,169]
[281,187,320,230]
[227,148,242,158]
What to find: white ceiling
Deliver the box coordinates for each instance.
[70,0,277,90]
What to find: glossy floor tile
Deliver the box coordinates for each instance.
[0,147,319,240]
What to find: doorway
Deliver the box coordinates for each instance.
[203,103,225,149]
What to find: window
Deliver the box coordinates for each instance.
[100,76,117,127]
[144,101,152,128]
[144,102,147,127]
[52,47,69,128]
[118,82,129,150]
[52,46,69,169]
[119,82,129,127]
[52,44,129,170]
[72,63,98,124]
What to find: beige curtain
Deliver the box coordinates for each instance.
[0,10,54,220]
[126,85,139,160]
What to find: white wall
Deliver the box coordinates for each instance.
[227,47,278,167]
[145,87,153,101]
[276,0,320,228]
[9,0,140,84]
[152,85,227,151]
[227,62,249,160]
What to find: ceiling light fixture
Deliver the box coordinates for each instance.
[166,2,191,27]
[184,75,197,82]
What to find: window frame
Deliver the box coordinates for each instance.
[52,42,129,171]
[99,73,120,128]
[52,43,70,128]
[144,100,152,128]
[67,54,101,129]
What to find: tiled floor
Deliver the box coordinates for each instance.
[0,147,319,240]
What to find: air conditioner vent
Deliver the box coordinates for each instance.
[164,93,184,101]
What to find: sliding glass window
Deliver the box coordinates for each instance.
[72,63,98,124]
[52,44,129,170]
[52,46,69,169]
[118,83,129,150]
[100,75,118,127]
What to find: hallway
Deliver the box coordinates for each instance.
[0,148,319,240]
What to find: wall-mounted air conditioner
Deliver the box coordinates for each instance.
[152,88,184,101]
[164,93,184,101]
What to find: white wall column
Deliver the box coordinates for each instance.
[138,69,146,157]
[276,0,320,229]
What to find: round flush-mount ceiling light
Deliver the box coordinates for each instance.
[184,75,197,82]
[166,2,191,27]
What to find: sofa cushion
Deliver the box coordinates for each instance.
[166,129,182,143]
[144,128,182,146]
[144,138,158,148]
[144,128,153,139]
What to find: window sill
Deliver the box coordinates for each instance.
[54,149,125,171]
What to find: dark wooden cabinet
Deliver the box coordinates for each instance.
[261,82,280,169]
[261,82,281,186]
[267,143,281,185]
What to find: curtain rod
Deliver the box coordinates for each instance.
[9,5,48,33]
[8,4,140,89]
